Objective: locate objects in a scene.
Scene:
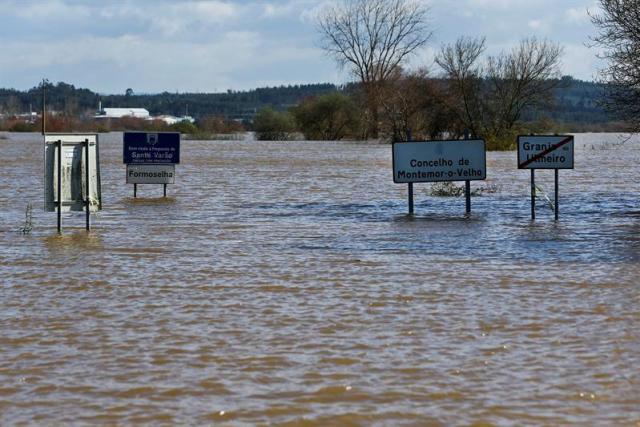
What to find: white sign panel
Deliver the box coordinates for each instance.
[518,135,574,169]
[393,140,486,183]
[126,164,176,184]
[44,134,102,212]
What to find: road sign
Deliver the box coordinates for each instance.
[518,135,574,169]
[393,139,486,183]
[44,134,102,212]
[126,164,175,184]
[123,132,180,164]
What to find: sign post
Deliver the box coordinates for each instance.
[85,139,90,230]
[517,135,574,221]
[393,139,487,214]
[531,170,536,220]
[464,130,471,214]
[44,134,102,233]
[408,183,414,214]
[123,132,180,197]
[57,139,62,233]
[555,169,559,221]
[406,129,414,214]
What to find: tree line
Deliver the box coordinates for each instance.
[0,78,620,143]
[0,82,337,120]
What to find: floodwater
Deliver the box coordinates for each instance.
[1,132,639,426]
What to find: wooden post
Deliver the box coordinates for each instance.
[134,183,137,198]
[163,183,167,198]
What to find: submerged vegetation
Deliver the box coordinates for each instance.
[19,203,33,235]
[429,182,500,197]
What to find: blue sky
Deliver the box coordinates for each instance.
[0,0,603,94]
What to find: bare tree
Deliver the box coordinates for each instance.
[317,0,431,138]
[436,37,486,137]
[485,38,563,137]
[378,68,456,141]
[437,36,562,148]
[591,0,640,130]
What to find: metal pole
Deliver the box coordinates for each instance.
[41,79,46,136]
[57,140,62,234]
[134,183,137,198]
[555,169,559,221]
[463,129,472,214]
[406,129,414,215]
[408,183,414,214]
[531,169,536,221]
[163,183,167,198]
[85,139,90,231]
[465,180,471,214]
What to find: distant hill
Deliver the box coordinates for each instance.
[523,76,612,125]
[0,77,615,127]
[0,82,338,122]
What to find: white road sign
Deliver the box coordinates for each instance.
[518,135,574,169]
[44,134,102,212]
[126,164,176,184]
[393,140,486,183]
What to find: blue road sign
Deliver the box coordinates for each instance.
[123,132,180,164]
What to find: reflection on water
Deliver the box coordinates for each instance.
[1,132,639,425]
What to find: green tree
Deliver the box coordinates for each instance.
[253,107,296,141]
[292,92,360,140]
[171,120,198,134]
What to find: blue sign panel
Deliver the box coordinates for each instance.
[123,132,180,164]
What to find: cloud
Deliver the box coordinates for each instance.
[299,1,334,24]
[565,3,600,25]
[96,1,238,37]
[8,0,91,20]
[261,2,299,19]
[465,0,531,9]
[528,20,543,30]
[562,42,604,80]
[0,0,604,91]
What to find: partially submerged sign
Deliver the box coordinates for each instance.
[123,132,180,164]
[126,164,175,184]
[518,135,574,221]
[518,135,574,169]
[44,134,102,212]
[393,139,486,183]
[123,132,181,197]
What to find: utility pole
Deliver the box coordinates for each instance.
[41,79,46,135]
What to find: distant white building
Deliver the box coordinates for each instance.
[95,108,150,119]
[149,115,195,125]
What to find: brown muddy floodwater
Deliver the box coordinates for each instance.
[1,132,639,425]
